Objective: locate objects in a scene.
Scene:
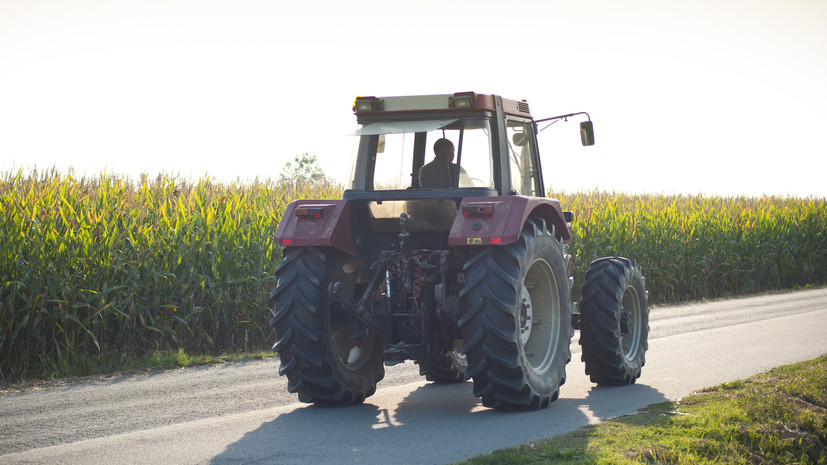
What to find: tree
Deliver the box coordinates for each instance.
[278,153,332,188]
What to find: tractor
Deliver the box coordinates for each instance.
[270,92,649,411]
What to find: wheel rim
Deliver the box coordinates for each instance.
[328,258,375,370]
[331,324,374,370]
[521,258,560,373]
[519,286,534,346]
[620,285,642,361]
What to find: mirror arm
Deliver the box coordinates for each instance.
[534,112,591,133]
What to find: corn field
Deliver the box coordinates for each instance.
[0,169,340,381]
[1,170,825,382]
[556,191,827,303]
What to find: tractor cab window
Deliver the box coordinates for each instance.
[507,119,540,196]
[353,118,494,191]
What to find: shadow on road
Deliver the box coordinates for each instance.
[210,378,668,465]
[583,382,669,421]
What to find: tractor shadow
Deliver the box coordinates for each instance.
[581,381,670,422]
[210,378,668,464]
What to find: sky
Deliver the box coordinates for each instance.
[1,0,826,197]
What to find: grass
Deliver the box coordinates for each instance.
[458,355,827,465]
[145,347,278,370]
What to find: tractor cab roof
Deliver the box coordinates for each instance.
[353,92,533,120]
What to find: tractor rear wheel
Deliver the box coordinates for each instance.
[270,247,385,405]
[458,219,572,410]
[579,257,649,385]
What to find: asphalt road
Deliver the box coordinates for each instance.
[2,288,826,464]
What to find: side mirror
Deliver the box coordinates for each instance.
[580,121,595,146]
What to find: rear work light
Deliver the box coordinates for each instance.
[353,96,382,113]
[295,206,325,218]
[449,92,476,109]
[463,205,494,216]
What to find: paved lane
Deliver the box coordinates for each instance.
[2,288,826,464]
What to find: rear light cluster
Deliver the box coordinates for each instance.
[463,205,494,216]
[280,204,328,247]
[295,206,325,218]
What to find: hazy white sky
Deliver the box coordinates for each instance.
[2,0,826,197]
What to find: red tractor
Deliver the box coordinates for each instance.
[271,92,649,411]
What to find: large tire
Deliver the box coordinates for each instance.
[458,219,573,410]
[270,247,385,406]
[579,257,649,385]
[415,349,467,383]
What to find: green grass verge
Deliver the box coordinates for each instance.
[143,348,277,370]
[458,355,827,465]
[1,349,277,390]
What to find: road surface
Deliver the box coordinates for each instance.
[2,288,826,464]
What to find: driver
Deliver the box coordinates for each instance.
[418,138,470,189]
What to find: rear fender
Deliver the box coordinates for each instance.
[448,196,572,247]
[274,199,356,255]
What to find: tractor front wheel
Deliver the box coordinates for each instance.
[579,257,649,385]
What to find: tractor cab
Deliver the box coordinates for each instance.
[347,92,544,197]
[344,93,549,256]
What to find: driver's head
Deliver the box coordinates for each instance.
[433,138,455,162]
